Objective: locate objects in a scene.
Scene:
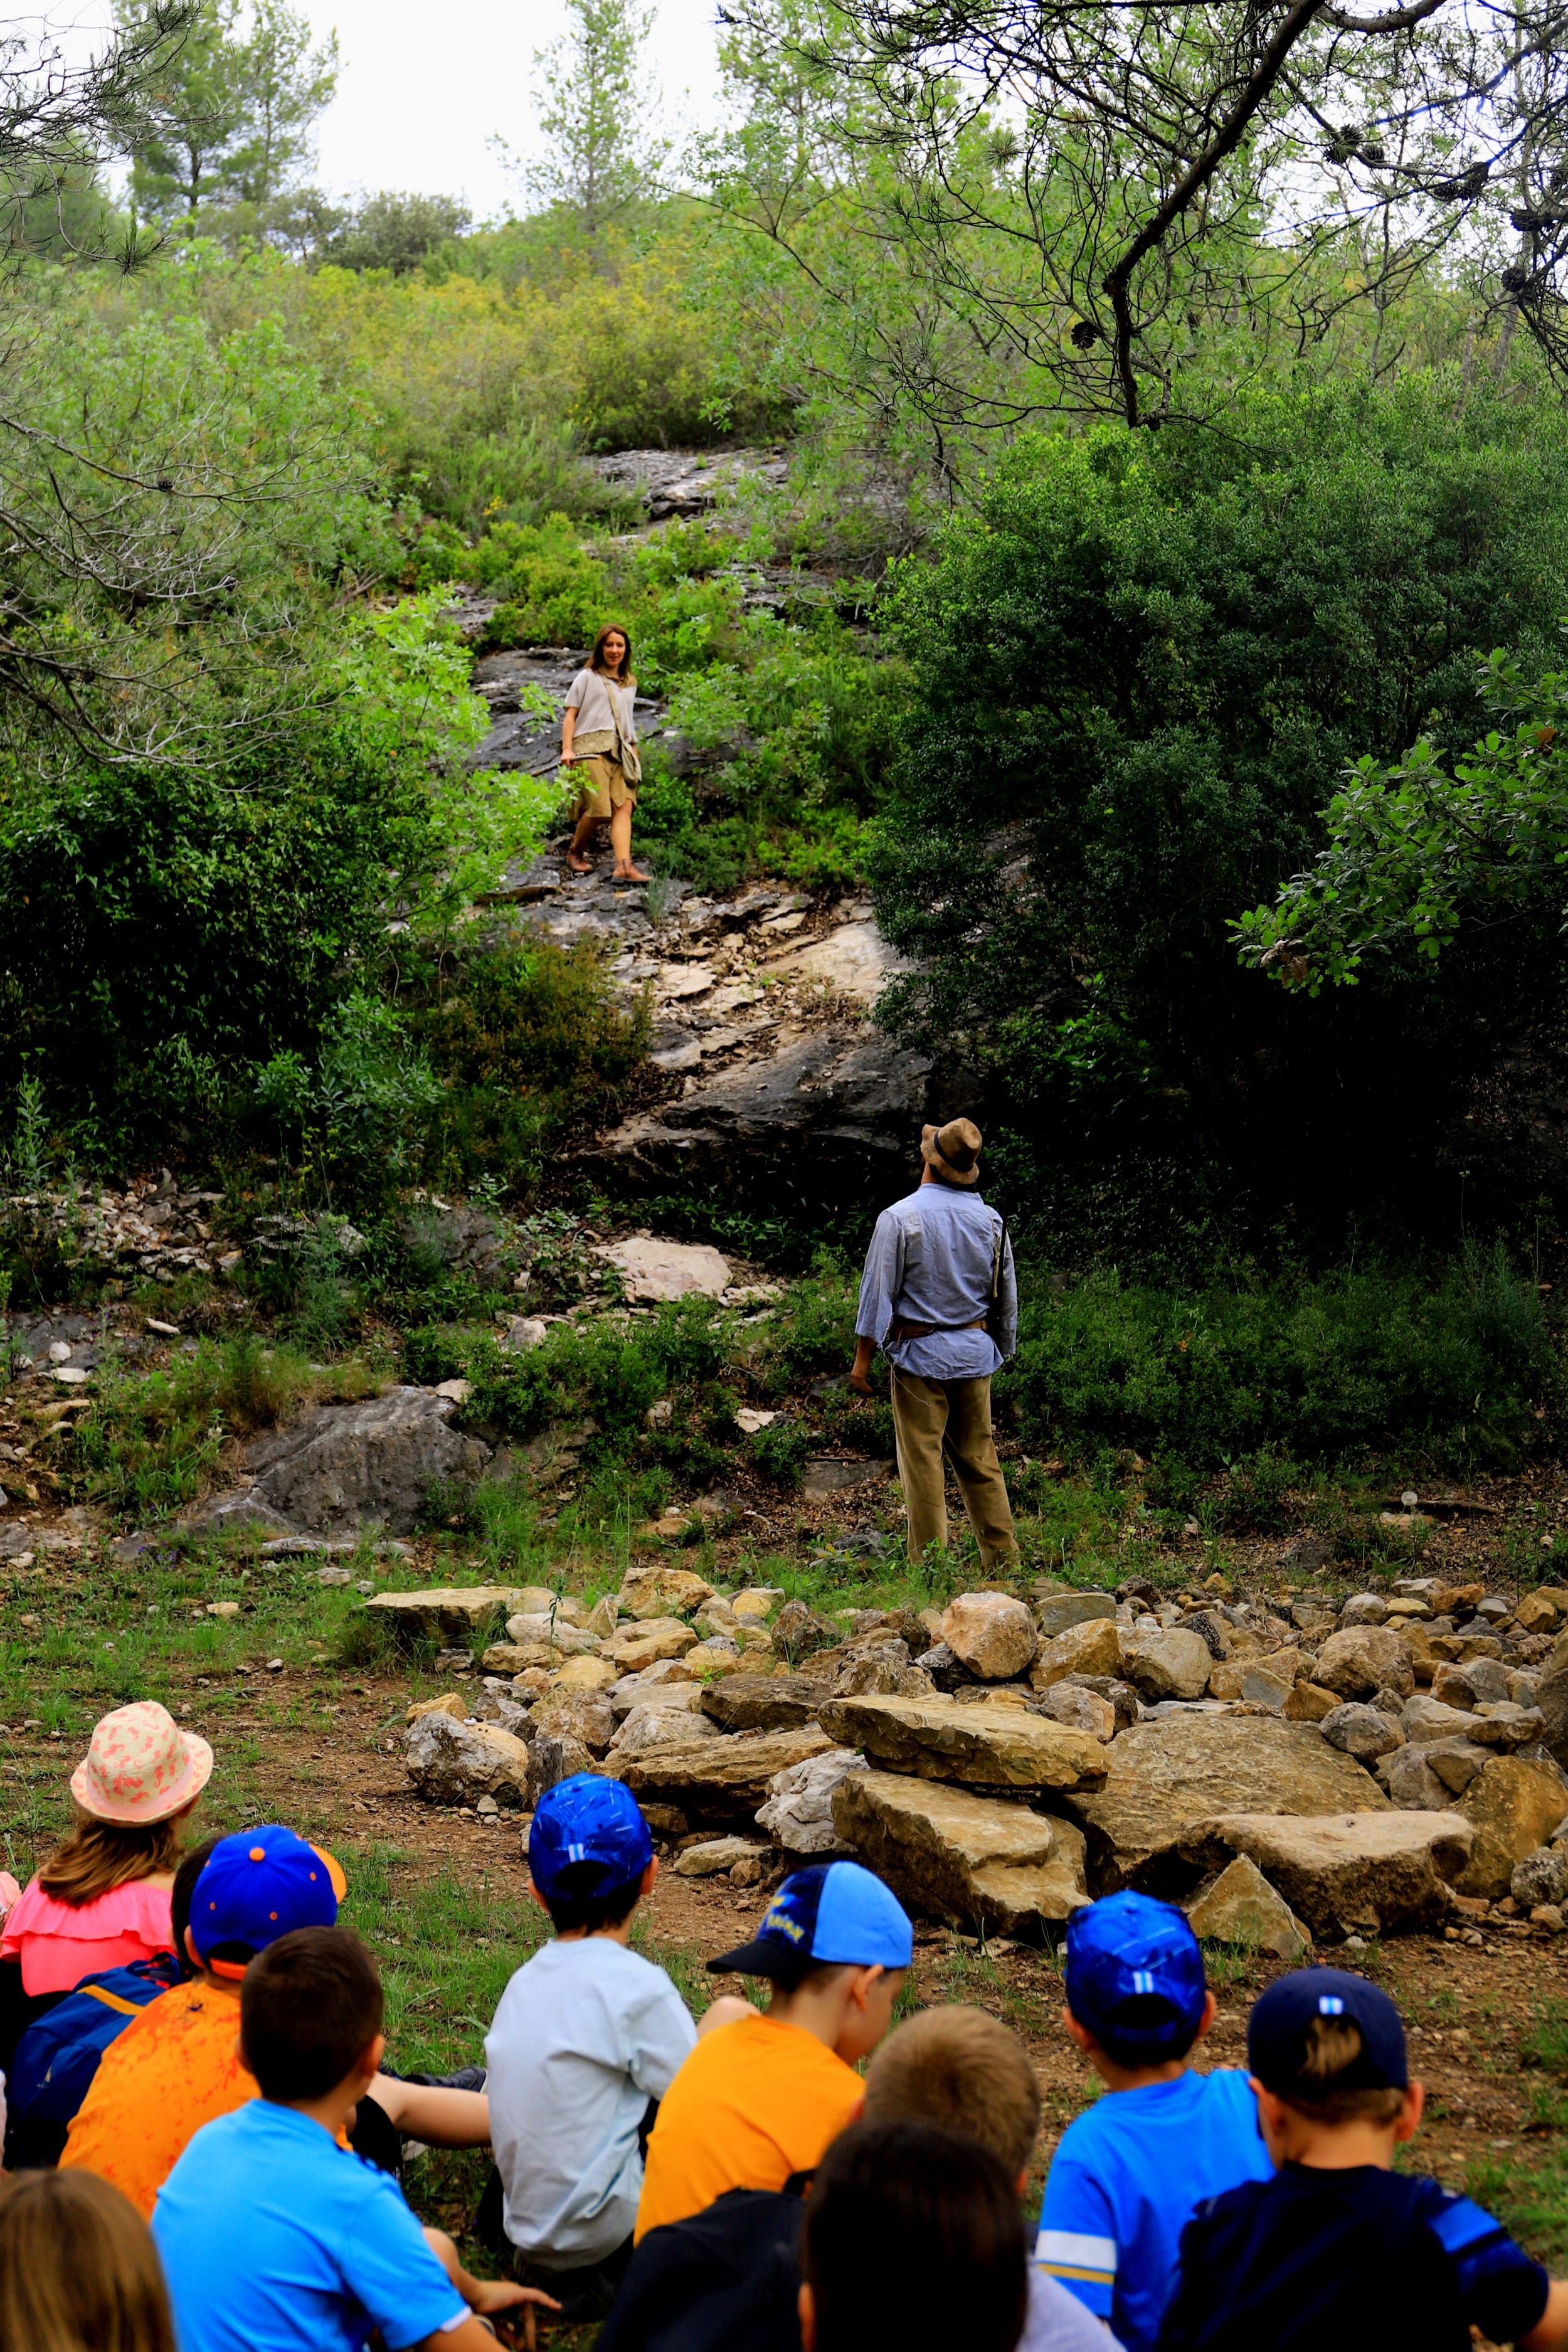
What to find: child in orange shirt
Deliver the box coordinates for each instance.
[635,1862,911,2240]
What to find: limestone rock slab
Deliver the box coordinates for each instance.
[595,1238,731,1301]
[1031,1618,1123,1692]
[369,1586,519,1643]
[619,1566,715,1621]
[617,1727,835,1818]
[756,1749,865,1857]
[1064,1715,1387,1894]
[1454,1757,1568,1899]
[1118,1628,1212,1702]
[815,1693,1106,1794]
[832,1769,1089,1932]
[700,1675,836,1734]
[941,1592,1037,1681]
[226,1385,490,1535]
[1186,1855,1311,1961]
[1182,1809,1472,1935]
[1307,1627,1416,1702]
[405,1713,531,1808]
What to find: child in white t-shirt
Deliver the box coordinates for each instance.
[485,1775,709,2323]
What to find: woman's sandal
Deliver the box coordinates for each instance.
[613,864,652,882]
[564,852,595,874]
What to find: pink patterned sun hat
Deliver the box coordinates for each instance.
[69,1701,214,1826]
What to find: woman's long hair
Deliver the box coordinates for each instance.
[0,2170,177,2352]
[590,623,634,684]
[38,1812,186,1908]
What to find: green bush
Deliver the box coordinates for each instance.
[997,1254,1559,1471]
[873,374,1568,1244]
[410,938,650,1193]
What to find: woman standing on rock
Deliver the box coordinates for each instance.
[562,624,649,880]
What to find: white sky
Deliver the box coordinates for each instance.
[295,0,730,217]
[44,0,729,218]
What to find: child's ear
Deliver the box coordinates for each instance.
[1194,1990,1219,2042]
[798,2280,817,2352]
[640,1857,659,1896]
[1062,2005,1096,2055]
[1394,2082,1424,2143]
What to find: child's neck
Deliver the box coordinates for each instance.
[270,2085,361,2140]
[1276,2114,1401,2170]
[1091,2053,1190,2094]
[554,1916,636,1947]
[765,1979,856,2055]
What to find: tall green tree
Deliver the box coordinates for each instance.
[116,0,337,219]
[512,0,666,236]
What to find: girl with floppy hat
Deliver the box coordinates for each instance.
[1,1701,211,2001]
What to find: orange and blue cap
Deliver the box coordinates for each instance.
[189,1825,344,1978]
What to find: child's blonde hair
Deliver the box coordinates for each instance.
[1283,2015,1407,2126]
[0,2169,176,2352]
[861,2004,1042,2176]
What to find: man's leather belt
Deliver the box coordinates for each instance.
[891,1318,988,1341]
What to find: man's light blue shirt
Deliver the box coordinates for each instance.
[856,1180,1017,1380]
[152,2099,467,2352]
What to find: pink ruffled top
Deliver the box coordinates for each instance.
[0,1876,175,1994]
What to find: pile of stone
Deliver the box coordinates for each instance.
[389,1565,1568,1944]
[1,1175,239,1290]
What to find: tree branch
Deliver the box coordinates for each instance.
[1102,2,1330,426]
[1321,0,1446,30]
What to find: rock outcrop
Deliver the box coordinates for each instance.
[815,1693,1106,1794]
[1064,1715,1387,1894]
[1179,1809,1471,1936]
[832,1769,1089,1932]
[195,1387,490,1537]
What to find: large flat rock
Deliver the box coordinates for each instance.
[193,1385,491,1537]
[596,1024,943,1184]
[594,1238,731,1302]
[369,1586,521,1643]
[815,1693,1106,1794]
[1180,1809,1471,1935]
[768,921,914,1008]
[1454,1756,1568,1899]
[1064,1714,1387,1895]
[701,1675,836,1734]
[614,1726,834,1818]
[832,1769,1089,1932]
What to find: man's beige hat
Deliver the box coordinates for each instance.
[921,1117,983,1185]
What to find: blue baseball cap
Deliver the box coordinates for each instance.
[709,1862,913,1987]
[1064,1891,1207,2061]
[190,1825,342,1977]
[529,1774,654,1902]
[1248,1968,1407,2096]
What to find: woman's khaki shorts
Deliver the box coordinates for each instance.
[570,755,636,823]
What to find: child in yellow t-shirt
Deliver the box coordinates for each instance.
[634,1862,911,2240]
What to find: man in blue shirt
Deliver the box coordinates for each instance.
[850,1116,1018,1569]
[152,1923,554,2352]
[1035,1893,1273,2352]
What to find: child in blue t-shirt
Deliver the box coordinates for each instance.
[1158,1968,1568,2352]
[1035,1892,1271,2352]
[153,1924,558,2352]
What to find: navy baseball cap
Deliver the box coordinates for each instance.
[529,1773,653,1901]
[1064,1891,1208,2061]
[190,1826,342,1978]
[1248,1968,1408,2097]
[709,1862,913,1988]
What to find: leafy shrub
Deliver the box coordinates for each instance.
[411,939,650,1192]
[255,997,442,1193]
[873,375,1568,1243]
[997,1255,1559,1471]
[748,1419,812,1486]
[402,1324,478,1385]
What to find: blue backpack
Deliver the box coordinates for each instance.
[9,1952,184,2134]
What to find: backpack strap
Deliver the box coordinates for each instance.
[78,1984,143,2018]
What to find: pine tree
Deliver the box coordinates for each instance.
[115,0,337,220]
[524,0,665,234]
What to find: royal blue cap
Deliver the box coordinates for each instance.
[709,1862,913,1985]
[1248,1968,1407,2095]
[190,1825,341,1975]
[1064,1891,1208,2060]
[529,1774,654,1901]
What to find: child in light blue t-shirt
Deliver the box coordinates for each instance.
[1036,1892,1273,2352]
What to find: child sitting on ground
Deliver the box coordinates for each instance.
[63,1823,489,2214]
[800,2117,1028,2352]
[1036,1891,1271,2352]
[152,1924,552,2352]
[485,1774,700,2323]
[634,1860,911,2242]
[1158,1967,1568,2351]
[0,2167,177,2352]
[862,2006,1121,2352]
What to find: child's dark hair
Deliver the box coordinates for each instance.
[169,1835,221,1968]
[540,1861,643,1936]
[1281,2014,1407,2126]
[803,2119,1027,2352]
[1088,1993,1202,2071]
[240,1926,383,2102]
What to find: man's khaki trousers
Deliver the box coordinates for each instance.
[889,1365,1018,1569]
